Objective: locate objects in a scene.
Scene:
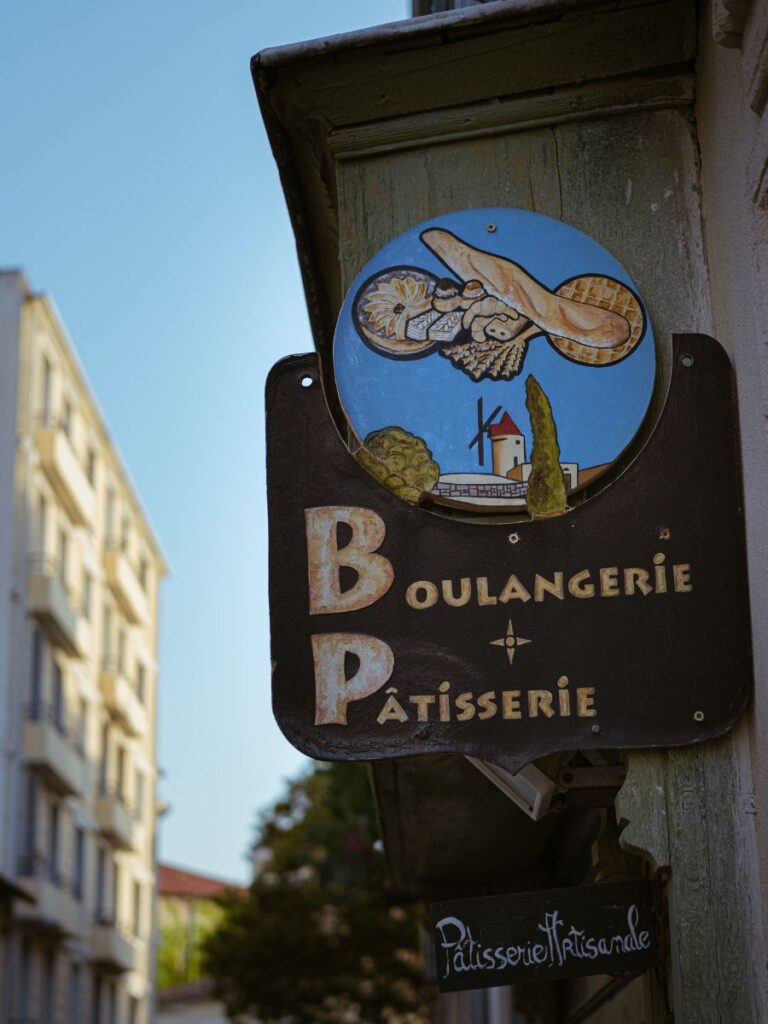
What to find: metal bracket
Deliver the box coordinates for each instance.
[466,757,556,820]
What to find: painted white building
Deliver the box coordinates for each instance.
[490,412,526,477]
[0,271,167,1024]
[490,411,579,492]
[518,460,579,491]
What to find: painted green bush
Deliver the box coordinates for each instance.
[356,426,439,504]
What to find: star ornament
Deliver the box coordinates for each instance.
[490,620,531,665]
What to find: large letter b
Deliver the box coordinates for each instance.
[305,506,394,615]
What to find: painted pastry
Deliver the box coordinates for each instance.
[459,279,487,308]
[354,268,439,356]
[432,279,462,313]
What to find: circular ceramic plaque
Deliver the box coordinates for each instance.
[333,208,655,512]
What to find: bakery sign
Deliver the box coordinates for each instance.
[267,209,752,774]
[429,881,659,992]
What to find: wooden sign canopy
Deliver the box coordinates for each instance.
[266,334,752,775]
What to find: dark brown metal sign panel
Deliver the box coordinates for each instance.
[267,335,752,774]
[429,881,659,991]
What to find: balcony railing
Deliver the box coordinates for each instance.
[103,544,149,625]
[25,700,85,753]
[17,851,70,890]
[23,702,85,797]
[35,417,96,527]
[100,660,147,738]
[27,556,83,657]
[16,852,81,936]
[95,786,137,851]
[91,914,136,972]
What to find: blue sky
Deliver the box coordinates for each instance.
[0,0,408,882]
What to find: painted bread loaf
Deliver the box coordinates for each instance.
[420,228,631,349]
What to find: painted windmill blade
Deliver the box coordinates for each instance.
[420,228,633,351]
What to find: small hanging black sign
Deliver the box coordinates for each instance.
[429,880,658,992]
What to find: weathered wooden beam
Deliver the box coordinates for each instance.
[617,731,768,1022]
[329,74,695,160]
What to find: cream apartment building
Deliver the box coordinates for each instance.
[0,271,166,1023]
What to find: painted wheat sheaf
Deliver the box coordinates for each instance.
[440,333,530,381]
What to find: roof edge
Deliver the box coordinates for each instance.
[253,0,583,71]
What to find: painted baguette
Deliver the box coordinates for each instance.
[420,228,630,349]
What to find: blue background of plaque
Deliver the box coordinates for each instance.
[333,207,655,483]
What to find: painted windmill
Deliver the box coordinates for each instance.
[468,398,502,468]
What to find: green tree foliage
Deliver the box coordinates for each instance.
[356,426,440,504]
[157,898,223,990]
[202,763,430,1024]
[525,374,567,518]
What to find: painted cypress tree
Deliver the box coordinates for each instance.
[525,374,568,518]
